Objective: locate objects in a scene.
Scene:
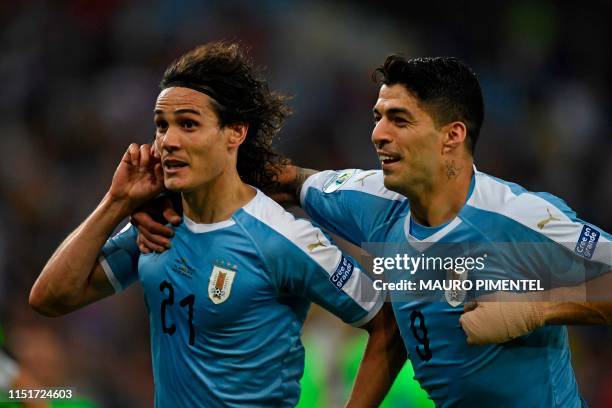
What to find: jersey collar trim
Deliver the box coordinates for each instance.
[404,216,462,249]
[403,165,477,248]
[183,215,236,233]
[182,187,262,233]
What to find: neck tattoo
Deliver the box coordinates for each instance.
[444,160,463,180]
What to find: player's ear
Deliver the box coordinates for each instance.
[441,121,467,155]
[225,123,249,149]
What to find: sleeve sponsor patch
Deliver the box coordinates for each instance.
[322,170,354,193]
[330,256,355,289]
[574,224,600,259]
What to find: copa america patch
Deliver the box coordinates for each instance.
[574,225,600,259]
[322,170,354,193]
[330,256,355,289]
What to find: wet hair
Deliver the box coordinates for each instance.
[373,56,484,153]
[160,41,290,189]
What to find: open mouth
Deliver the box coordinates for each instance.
[163,159,188,171]
[378,154,400,166]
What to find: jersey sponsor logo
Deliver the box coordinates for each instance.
[172,257,196,279]
[575,225,600,259]
[330,256,355,289]
[208,266,236,304]
[322,170,354,193]
[537,208,561,229]
[307,232,327,251]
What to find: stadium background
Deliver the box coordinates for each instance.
[0,1,611,406]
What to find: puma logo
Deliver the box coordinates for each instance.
[355,171,377,185]
[307,233,327,251]
[537,208,560,229]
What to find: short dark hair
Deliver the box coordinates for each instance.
[373,56,484,153]
[160,41,290,190]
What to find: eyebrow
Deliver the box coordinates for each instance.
[373,106,414,120]
[153,108,201,115]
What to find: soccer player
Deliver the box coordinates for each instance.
[29,43,405,407]
[136,55,612,406]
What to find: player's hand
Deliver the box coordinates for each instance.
[460,294,545,345]
[131,195,182,253]
[108,144,164,212]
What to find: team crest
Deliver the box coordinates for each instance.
[444,268,467,307]
[208,266,236,304]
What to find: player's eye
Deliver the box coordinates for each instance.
[373,115,381,125]
[155,120,168,132]
[393,117,408,127]
[181,120,198,130]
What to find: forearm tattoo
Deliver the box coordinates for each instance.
[294,167,319,204]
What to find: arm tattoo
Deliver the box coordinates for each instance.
[444,160,463,180]
[294,167,319,204]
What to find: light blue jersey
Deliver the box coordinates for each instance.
[99,190,383,407]
[301,168,611,407]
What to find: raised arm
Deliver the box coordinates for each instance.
[29,144,163,317]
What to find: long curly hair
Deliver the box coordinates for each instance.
[160,42,290,190]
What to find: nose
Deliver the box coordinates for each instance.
[159,126,181,153]
[371,117,392,149]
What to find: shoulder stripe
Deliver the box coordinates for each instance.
[301,169,405,207]
[243,190,384,319]
[468,171,611,265]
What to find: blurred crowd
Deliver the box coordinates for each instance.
[0,1,610,406]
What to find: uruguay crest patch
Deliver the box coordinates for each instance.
[208,266,236,304]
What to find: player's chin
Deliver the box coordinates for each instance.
[381,172,399,190]
[381,165,391,181]
[383,175,409,196]
[164,178,186,192]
